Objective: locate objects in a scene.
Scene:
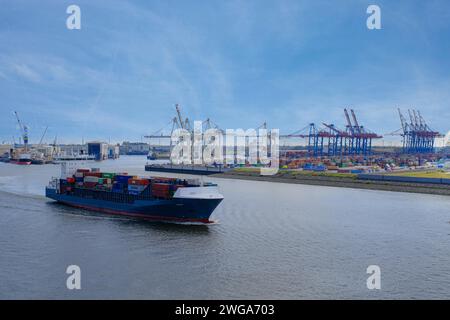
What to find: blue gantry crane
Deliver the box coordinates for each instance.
[282,109,382,156]
[397,108,440,153]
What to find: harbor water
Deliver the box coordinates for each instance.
[0,156,450,299]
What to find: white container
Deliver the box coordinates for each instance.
[84,176,99,183]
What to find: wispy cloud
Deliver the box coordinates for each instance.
[11,63,41,83]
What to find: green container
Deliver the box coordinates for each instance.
[102,173,115,179]
[98,178,104,184]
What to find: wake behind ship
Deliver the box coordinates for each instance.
[46,167,223,223]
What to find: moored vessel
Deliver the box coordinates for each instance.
[10,153,32,165]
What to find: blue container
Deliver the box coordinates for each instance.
[128,185,145,192]
[115,175,132,183]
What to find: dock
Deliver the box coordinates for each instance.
[145,163,232,175]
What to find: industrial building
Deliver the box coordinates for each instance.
[119,142,150,155]
[87,142,109,160]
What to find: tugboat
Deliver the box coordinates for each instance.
[46,166,224,223]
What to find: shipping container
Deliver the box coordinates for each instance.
[74,172,85,178]
[115,175,133,183]
[84,176,99,183]
[84,172,102,178]
[128,185,146,191]
[129,178,150,186]
[83,182,97,188]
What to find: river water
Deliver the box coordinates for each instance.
[0,156,449,299]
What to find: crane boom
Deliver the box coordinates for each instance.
[14,111,28,151]
[344,108,353,129]
[38,126,48,147]
[175,104,184,129]
[398,108,408,133]
[408,109,416,130]
[417,110,429,131]
[350,109,360,133]
[412,109,420,130]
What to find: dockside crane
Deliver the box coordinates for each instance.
[175,104,184,130]
[322,122,348,156]
[344,109,355,153]
[396,108,440,153]
[38,126,48,148]
[14,111,29,152]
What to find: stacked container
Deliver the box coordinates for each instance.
[112,182,125,193]
[128,178,150,195]
[151,183,171,199]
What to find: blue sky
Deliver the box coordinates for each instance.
[0,0,449,144]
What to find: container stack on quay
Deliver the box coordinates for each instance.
[60,168,189,199]
[278,152,449,174]
[279,157,375,173]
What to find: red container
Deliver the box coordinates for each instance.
[83,182,97,188]
[66,177,75,183]
[153,177,176,183]
[129,179,150,186]
[84,172,102,178]
[152,190,170,198]
[151,183,170,198]
[152,183,170,190]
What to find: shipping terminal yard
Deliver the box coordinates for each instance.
[1,105,449,196]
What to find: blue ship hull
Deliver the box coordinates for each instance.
[46,188,222,223]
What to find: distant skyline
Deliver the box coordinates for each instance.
[1,0,449,145]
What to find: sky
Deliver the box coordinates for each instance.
[0,0,449,145]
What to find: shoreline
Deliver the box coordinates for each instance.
[212,171,450,196]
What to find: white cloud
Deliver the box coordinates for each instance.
[12,63,41,83]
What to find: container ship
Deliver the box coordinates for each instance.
[45,168,224,223]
